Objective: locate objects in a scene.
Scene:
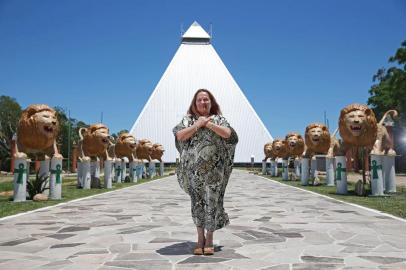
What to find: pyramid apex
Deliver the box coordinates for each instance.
[182,21,211,43]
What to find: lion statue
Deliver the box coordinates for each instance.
[78,123,113,161]
[339,104,397,155]
[136,139,154,161]
[150,143,165,162]
[303,123,331,158]
[263,142,273,162]
[285,133,305,158]
[114,133,137,161]
[272,139,288,159]
[15,104,62,160]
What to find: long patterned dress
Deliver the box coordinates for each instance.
[173,114,238,231]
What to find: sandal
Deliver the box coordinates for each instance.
[203,246,214,255]
[193,246,203,255]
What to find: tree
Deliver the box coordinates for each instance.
[0,96,22,170]
[368,40,406,124]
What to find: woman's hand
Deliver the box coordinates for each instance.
[195,116,212,128]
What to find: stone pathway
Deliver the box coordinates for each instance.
[0,170,405,270]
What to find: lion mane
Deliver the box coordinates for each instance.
[136,139,154,161]
[115,133,137,161]
[80,123,111,159]
[17,104,59,156]
[304,123,331,155]
[272,139,288,159]
[150,143,165,162]
[339,104,377,148]
[285,132,305,157]
[263,142,273,161]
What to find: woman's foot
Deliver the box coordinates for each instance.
[204,231,214,255]
[203,246,214,255]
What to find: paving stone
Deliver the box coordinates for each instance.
[178,256,230,264]
[57,226,89,233]
[301,255,344,264]
[47,234,75,240]
[109,243,132,253]
[358,256,406,264]
[0,237,37,246]
[105,260,171,269]
[50,243,85,249]
[292,263,344,270]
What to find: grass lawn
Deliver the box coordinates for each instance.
[0,174,170,219]
[255,170,406,219]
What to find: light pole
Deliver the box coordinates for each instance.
[67,110,71,172]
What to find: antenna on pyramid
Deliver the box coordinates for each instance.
[180,23,184,37]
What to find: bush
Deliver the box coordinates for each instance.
[26,173,49,199]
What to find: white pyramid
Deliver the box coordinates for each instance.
[130,21,273,163]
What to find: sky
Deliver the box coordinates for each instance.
[0,0,406,139]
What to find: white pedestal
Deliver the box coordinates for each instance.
[49,157,63,199]
[77,161,83,188]
[90,160,100,188]
[114,159,122,183]
[383,155,396,193]
[294,159,301,178]
[311,158,318,182]
[129,161,137,182]
[300,158,309,186]
[13,158,28,202]
[120,160,127,182]
[262,161,267,175]
[335,156,347,194]
[326,157,335,186]
[149,161,156,179]
[370,154,384,196]
[160,161,164,176]
[270,161,275,176]
[282,159,288,180]
[136,162,144,180]
[39,158,50,195]
[81,160,91,189]
[104,160,113,189]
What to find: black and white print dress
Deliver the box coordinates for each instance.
[173,114,238,231]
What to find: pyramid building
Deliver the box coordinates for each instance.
[130,21,273,163]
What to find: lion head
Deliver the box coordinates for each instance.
[285,132,305,157]
[81,124,111,158]
[136,139,154,161]
[339,104,377,147]
[151,143,165,162]
[115,133,137,159]
[17,104,59,153]
[272,139,288,158]
[263,142,273,161]
[305,123,331,154]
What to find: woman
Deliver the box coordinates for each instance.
[173,89,238,255]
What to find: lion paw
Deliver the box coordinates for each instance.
[53,153,64,160]
[14,152,27,159]
[387,149,396,156]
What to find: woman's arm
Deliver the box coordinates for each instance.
[207,121,231,139]
[176,116,211,141]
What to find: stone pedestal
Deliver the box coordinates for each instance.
[160,161,164,176]
[90,160,101,188]
[136,161,144,180]
[77,161,83,188]
[104,159,113,189]
[294,159,301,178]
[326,157,335,186]
[13,158,28,202]
[370,154,384,196]
[282,159,288,180]
[335,156,347,194]
[262,160,267,175]
[270,161,276,176]
[300,158,309,186]
[39,158,50,195]
[114,159,122,183]
[121,160,127,182]
[149,161,156,179]
[383,155,396,193]
[49,157,63,199]
[129,161,137,182]
[81,160,91,189]
[310,158,318,182]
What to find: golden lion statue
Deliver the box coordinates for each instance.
[15,104,62,160]
[263,142,273,161]
[150,143,165,162]
[339,104,397,155]
[303,123,332,158]
[272,139,288,159]
[136,139,154,161]
[78,123,113,161]
[285,133,305,158]
[114,133,137,161]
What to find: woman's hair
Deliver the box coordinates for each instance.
[187,89,222,117]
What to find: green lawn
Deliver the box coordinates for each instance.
[260,173,406,219]
[0,174,169,218]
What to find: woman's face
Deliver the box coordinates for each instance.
[195,91,211,116]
